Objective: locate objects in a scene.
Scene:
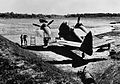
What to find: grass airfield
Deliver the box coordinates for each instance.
[1,17,120,83]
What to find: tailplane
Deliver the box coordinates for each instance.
[79,31,93,56]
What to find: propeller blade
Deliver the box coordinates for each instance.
[33,23,41,27]
[83,66,87,72]
[47,20,54,26]
[77,16,80,23]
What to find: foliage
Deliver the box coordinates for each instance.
[0,34,81,84]
[1,12,120,18]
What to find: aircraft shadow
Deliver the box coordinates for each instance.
[46,58,107,68]
[23,45,107,68]
[23,45,81,60]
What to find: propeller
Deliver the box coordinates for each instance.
[47,20,54,28]
[75,16,83,28]
[33,19,54,28]
[33,23,41,27]
[77,16,80,23]
[47,20,54,26]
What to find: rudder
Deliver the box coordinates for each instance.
[79,31,93,56]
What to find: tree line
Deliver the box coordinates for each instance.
[65,13,120,18]
[0,12,120,18]
[0,12,64,19]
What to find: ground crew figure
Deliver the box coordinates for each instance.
[23,35,28,46]
[41,23,50,47]
[20,34,23,46]
[39,18,51,48]
[33,18,53,48]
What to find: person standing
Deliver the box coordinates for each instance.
[20,34,23,46]
[33,18,53,48]
[39,18,51,48]
[23,34,28,46]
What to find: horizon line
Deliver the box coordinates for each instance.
[1,12,120,15]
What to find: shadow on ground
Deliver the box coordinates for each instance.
[23,45,107,68]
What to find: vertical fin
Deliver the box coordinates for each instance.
[79,31,93,56]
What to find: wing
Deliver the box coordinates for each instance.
[93,37,115,48]
[74,28,87,37]
[89,26,114,36]
[57,40,82,47]
[57,37,115,48]
[109,23,120,28]
[74,26,114,37]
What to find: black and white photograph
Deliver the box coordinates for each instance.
[0,0,120,84]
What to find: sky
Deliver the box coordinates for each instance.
[0,0,120,15]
